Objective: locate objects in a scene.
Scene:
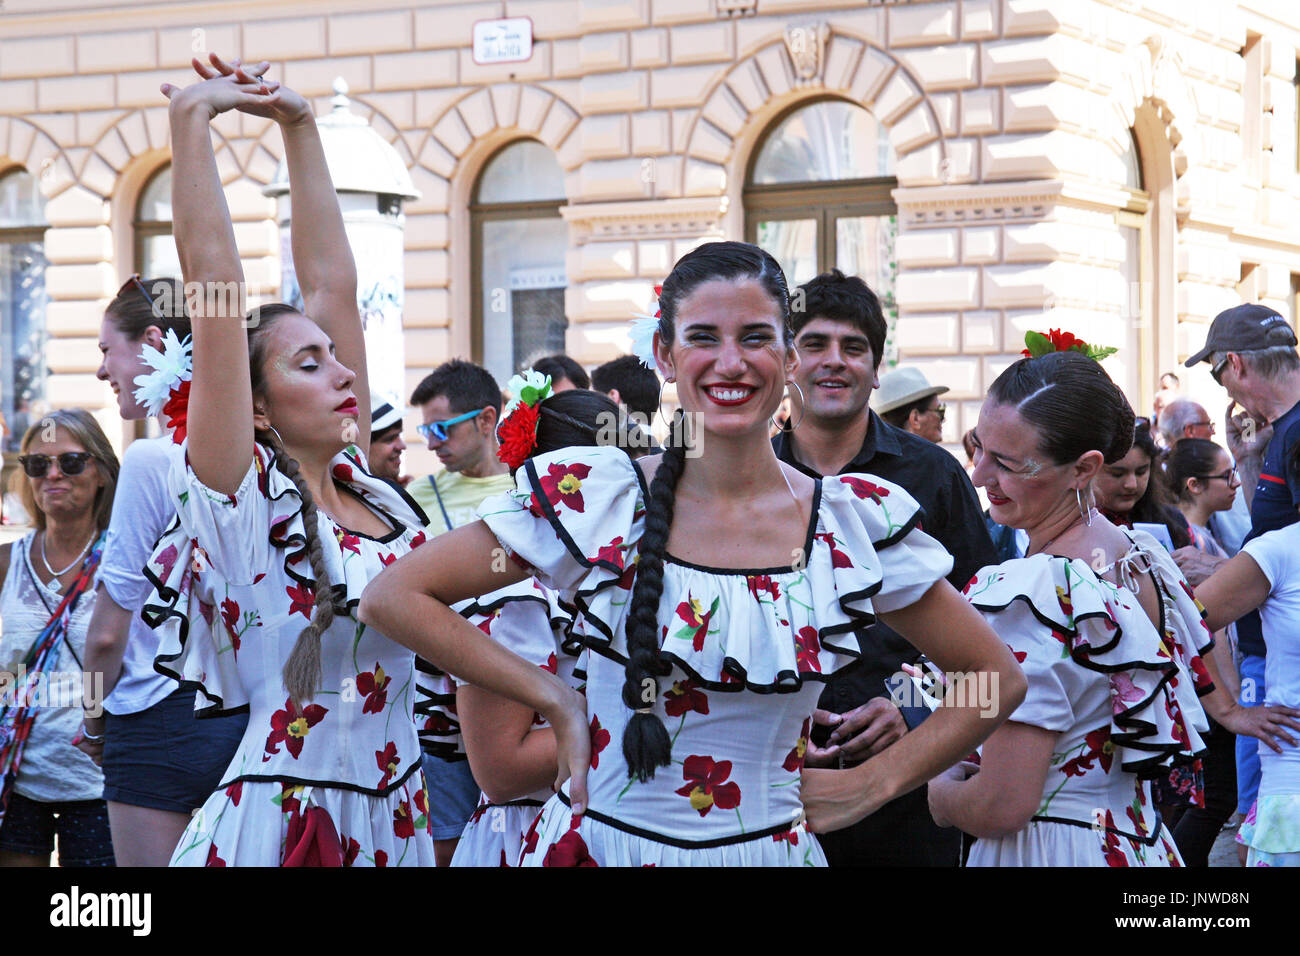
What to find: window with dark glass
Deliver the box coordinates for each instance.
[471,140,568,385]
[744,98,898,347]
[134,165,180,279]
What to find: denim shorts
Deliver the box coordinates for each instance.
[421,754,481,840]
[102,688,249,814]
[0,791,115,866]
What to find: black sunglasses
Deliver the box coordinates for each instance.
[18,452,97,478]
[1210,356,1230,386]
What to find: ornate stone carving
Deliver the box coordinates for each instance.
[784,21,829,86]
[717,0,757,18]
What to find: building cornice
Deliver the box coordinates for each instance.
[560,196,729,241]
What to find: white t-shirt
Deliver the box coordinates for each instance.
[1241,522,1300,796]
[99,436,183,714]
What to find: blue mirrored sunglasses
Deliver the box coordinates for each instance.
[417,408,484,442]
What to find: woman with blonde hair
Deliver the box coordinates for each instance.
[0,409,118,866]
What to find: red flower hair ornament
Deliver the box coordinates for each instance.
[496,369,554,470]
[1021,328,1118,362]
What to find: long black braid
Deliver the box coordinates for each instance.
[620,240,791,782]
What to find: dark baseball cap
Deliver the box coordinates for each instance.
[1184,303,1298,367]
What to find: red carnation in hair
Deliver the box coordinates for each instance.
[496,401,542,470]
[163,379,192,445]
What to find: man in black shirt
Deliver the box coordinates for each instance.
[774,269,998,865]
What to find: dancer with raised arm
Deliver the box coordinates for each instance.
[141,56,444,866]
[362,241,1025,866]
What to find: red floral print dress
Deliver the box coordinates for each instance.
[144,442,436,867]
[475,446,954,866]
[960,531,1212,867]
[447,579,586,867]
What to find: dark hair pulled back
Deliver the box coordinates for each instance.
[105,276,192,341]
[246,303,338,707]
[987,350,1135,465]
[1162,438,1227,503]
[529,388,633,463]
[620,240,791,782]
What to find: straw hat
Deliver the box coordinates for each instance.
[873,367,948,415]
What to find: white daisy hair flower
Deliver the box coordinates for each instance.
[505,369,553,409]
[629,315,659,371]
[132,329,193,417]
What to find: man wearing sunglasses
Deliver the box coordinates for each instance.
[405,359,514,865]
[1181,302,1300,857]
[1158,398,1251,555]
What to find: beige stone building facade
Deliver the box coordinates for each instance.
[3,0,1300,479]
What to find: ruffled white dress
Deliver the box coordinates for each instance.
[475,447,954,867]
[961,531,1213,867]
[143,443,436,867]
[448,580,583,867]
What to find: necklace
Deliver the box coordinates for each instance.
[39,530,94,580]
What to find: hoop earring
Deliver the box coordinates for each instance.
[771,381,806,431]
[657,378,675,431]
[267,425,285,449]
[1076,486,1093,526]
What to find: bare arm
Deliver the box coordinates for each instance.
[458,684,558,805]
[927,722,1056,838]
[195,56,369,447]
[82,588,133,704]
[76,589,135,764]
[357,520,590,811]
[163,72,266,493]
[800,580,1027,834]
[1197,551,1273,633]
[0,542,9,587]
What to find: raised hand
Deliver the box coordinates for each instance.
[160,62,276,120]
[192,52,312,126]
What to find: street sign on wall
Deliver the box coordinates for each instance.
[472,18,533,65]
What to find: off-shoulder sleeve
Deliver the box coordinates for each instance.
[963,554,1208,776]
[816,474,955,617]
[477,446,644,637]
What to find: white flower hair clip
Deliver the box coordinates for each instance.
[629,283,663,371]
[132,329,193,417]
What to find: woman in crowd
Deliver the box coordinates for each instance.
[362,240,1026,867]
[1160,438,1243,864]
[928,349,1299,866]
[1093,417,1190,550]
[0,410,118,866]
[78,275,248,867]
[450,385,628,867]
[136,55,512,866]
[1196,517,1300,866]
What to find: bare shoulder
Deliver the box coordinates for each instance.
[634,453,663,486]
[780,462,817,499]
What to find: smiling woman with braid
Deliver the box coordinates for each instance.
[362,241,1025,866]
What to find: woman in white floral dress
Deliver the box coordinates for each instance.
[927,349,1300,866]
[362,241,1027,866]
[140,56,457,866]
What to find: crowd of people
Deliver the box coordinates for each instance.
[3,56,1300,868]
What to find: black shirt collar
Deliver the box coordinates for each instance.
[774,409,902,477]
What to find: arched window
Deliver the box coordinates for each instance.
[1115,128,1153,402]
[135,165,180,279]
[745,99,898,324]
[1,168,48,453]
[471,140,567,384]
